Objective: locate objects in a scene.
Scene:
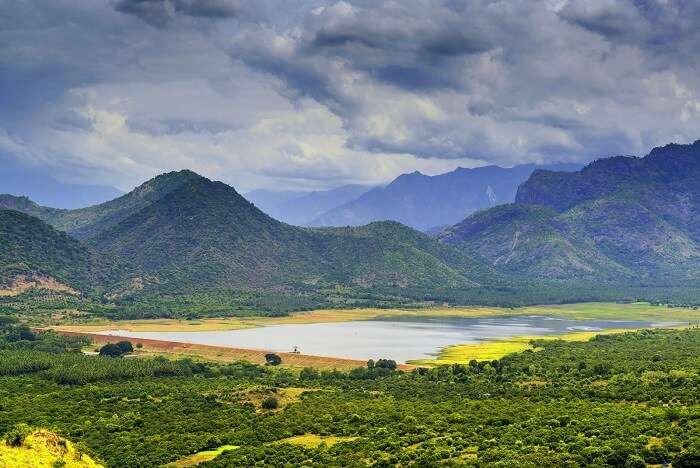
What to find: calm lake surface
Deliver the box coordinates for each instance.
[99,316,679,363]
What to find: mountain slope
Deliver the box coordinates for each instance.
[311,163,581,231]
[245,184,372,225]
[441,141,700,283]
[0,209,118,294]
[86,173,496,294]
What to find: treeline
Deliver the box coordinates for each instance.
[5,280,700,324]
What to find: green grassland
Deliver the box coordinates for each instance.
[166,445,239,467]
[407,328,678,367]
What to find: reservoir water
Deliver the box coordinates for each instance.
[98,315,678,363]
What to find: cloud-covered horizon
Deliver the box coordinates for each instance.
[1,0,699,192]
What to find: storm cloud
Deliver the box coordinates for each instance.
[0,0,699,191]
[115,0,241,27]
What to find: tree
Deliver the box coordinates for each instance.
[265,353,282,366]
[300,367,319,380]
[116,341,134,354]
[674,449,700,468]
[375,359,397,370]
[624,454,646,468]
[0,315,18,328]
[98,341,133,357]
[5,325,36,342]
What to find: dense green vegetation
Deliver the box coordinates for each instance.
[3,285,700,327]
[0,288,434,325]
[0,315,698,467]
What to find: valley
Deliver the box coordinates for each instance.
[2,141,700,467]
[5,3,700,465]
[41,302,697,367]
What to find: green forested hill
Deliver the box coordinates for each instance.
[0,209,120,293]
[85,174,495,294]
[441,141,700,283]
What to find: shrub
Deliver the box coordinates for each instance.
[265,353,282,366]
[375,359,397,370]
[99,343,126,358]
[261,396,279,410]
[674,449,700,468]
[4,423,32,447]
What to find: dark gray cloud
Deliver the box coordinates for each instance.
[1,0,699,191]
[114,0,241,27]
[222,0,700,163]
[559,0,700,63]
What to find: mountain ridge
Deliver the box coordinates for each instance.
[88,173,496,293]
[311,163,582,231]
[0,209,121,294]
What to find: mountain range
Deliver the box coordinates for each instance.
[441,141,700,284]
[0,171,495,297]
[2,140,699,306]
[309,163,581,231]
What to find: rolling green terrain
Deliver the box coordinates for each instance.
[442,141,700,284]
[0,318,698,467]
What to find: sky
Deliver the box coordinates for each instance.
[1,0,699,192]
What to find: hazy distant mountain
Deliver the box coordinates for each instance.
[441,141,700,283]
[245,184,373,225]
[310,163,582,231]
[0,168,123,209]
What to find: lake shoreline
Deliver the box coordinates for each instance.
[47,302,700,334]
[47,329,411,370]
